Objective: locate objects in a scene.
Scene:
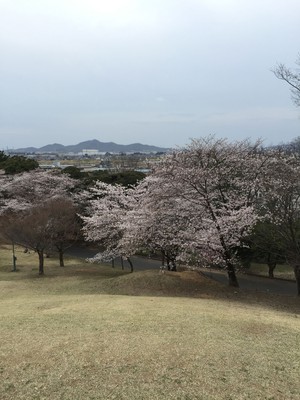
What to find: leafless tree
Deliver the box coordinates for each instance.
[2,198,80,274]
[0,170,79,273]
[260,152,300,295]
[272,55,300,107]
[45,197,81,267]
[10,206,53,275]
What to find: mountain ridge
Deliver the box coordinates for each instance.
[11,139,169,154]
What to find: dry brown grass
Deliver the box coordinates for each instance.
[0,245,300,400]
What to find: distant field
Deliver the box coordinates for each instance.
[0,245,299,400]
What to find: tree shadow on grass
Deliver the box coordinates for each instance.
[45,267,300,315]
[1,262,299,315]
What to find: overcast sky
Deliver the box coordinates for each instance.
[1,0,300,150]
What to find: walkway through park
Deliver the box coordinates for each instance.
[66,246,297,296]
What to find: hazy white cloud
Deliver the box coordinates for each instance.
[0,0,300,149]
[204,107,299,124]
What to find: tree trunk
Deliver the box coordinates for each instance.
[38,250,44,275]
[171,260,177,272]
[226,262,239,287]
[59,249,64,267]
[12,242,17,272]
[126,257,133,273]
[161,251,165,266]
[12,255,17,272]
[294,265,300,296]
[166,256,171,271]
[267,262,276,278]
[121,257,124,270]
[112,259,115,268]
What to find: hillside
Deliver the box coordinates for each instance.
[12,139,169,154]
[0,245,299,400]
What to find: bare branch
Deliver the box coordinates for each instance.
[272,57,300,107]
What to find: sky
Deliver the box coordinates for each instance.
[1,0,300,150]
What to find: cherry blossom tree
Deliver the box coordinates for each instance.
[80,137,278,288]
[151,136,271,287]
[122,176,193,271]
[1,170,76,213]
[81,177,187,272]
[0,170,77,273]
[81,181,139,271]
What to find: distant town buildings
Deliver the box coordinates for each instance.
[80,149,102,156]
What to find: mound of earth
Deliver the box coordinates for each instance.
[91,269,300,313]
[96,269,231,297]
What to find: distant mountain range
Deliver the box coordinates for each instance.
[11,139,169,154]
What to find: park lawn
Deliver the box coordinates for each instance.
[0,245,300,400]
[248,262,295,280]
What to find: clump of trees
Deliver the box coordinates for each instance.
[0,151,39,174]
[0,170,80,274]
[62,167,146,188]
[3,136,300,295]
[143,137,270,286]
[258,152,300,294]
[80,136,300,294]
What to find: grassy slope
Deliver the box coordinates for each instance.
[248,262,295,280]
[0,245,300,400]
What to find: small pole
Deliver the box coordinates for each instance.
[12,242,17,272]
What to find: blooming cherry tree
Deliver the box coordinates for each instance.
[1,170,76,212]
[79,137,277,289]
[123,176,193,271]
[81,181,140,271]
[151,137,271,286]
[0,170,77,273]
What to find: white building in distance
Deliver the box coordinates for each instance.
[79,149,100,156]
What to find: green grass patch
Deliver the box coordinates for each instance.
[0,245,300,399]
[248,262,295,280]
